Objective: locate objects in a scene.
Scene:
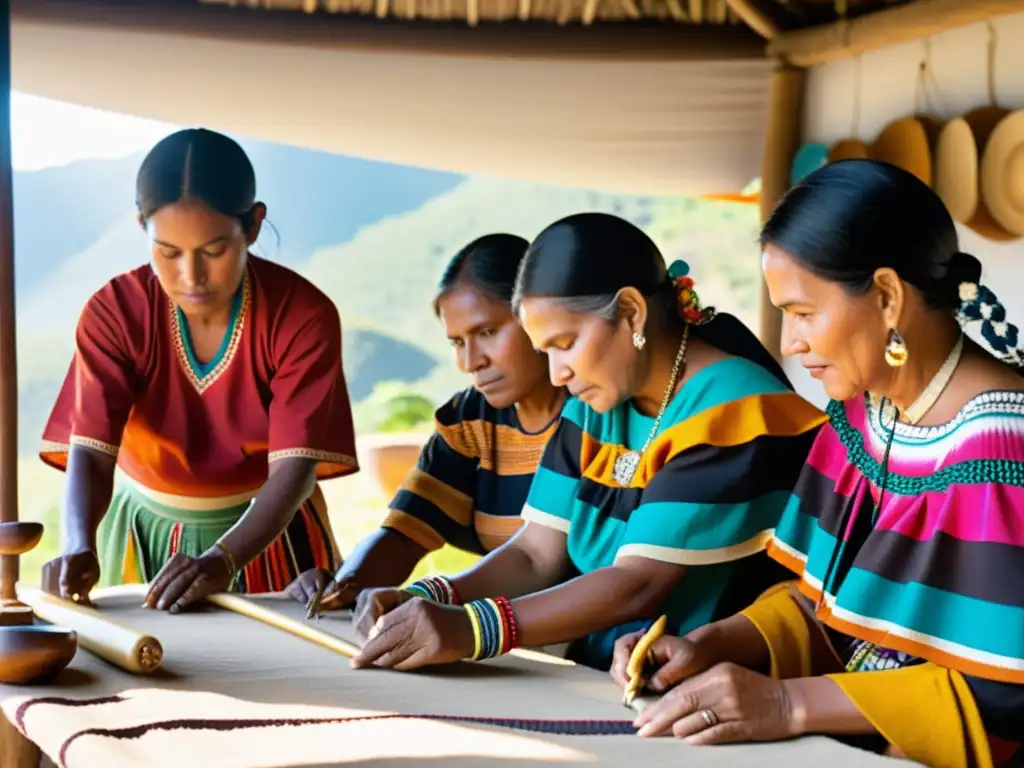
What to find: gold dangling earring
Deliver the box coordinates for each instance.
[885,328,908,367]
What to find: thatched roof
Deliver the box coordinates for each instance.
[199,0,914,29]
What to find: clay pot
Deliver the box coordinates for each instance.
[0,624,78,684]
[358,433,430,500]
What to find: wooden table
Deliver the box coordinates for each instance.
[0,589,904,767]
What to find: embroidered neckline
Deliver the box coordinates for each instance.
[171,275,249,395]
[863,389,1024,444]
[827,398,1024,494]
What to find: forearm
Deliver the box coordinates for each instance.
[685,614,773,675]
[450,544,563,603]
[62,447,116,552]
[216,458,317,567]
[784,676,878,736]
[336,528,427,589]
[449,524,571,603]
[510,564,677,648]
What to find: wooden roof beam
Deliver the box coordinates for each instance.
[724,0,778,38]
[768,0,1024,68]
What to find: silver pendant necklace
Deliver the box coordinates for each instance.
[611,325,690,487]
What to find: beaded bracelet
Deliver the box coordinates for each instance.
[406,575,461,605]
[464,597,519,660]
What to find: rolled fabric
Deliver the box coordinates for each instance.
[16,585,163,674]
[207,593,361,658]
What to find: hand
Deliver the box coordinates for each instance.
[286,569,361,614]
[352,587,414,638]
[610,632,714,694]
[632,662,797,745]
[41,549,100,605]
[350,597,475,671]
[143,550,234,613]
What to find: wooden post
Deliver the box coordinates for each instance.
[757,63,805,360]
[0,0,18,602]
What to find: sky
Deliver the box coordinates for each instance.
[11,92,176,172]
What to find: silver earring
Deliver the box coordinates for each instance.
[632,332,646,350]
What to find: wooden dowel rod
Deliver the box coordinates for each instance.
[768,0,1024,68]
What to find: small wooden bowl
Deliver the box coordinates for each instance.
[0,522,44,557]
[0,624,78,684]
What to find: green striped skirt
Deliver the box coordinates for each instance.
[96,475,340,593]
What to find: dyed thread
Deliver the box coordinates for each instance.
[56,713,637,768]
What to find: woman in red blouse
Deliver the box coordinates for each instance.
[38,128,358,613]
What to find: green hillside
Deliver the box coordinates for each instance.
[13,173,761,452]
[302,177,762,404]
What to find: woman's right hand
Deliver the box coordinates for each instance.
[352,587,415,639]
[286,568,333,605]
[286,569,362,613]
[610,631,715,695]
[40,549,101,605]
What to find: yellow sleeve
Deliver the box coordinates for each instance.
[827,665,993,768]
[739,581,815,679]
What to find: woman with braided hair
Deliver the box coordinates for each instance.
[347,212,825,673]
[610,160,1024,767]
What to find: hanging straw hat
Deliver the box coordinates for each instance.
[871,114,942,186]
[828,138,871,163]
[979,109,1024,238]
[790,143,828,185]
[934,106,1015,241]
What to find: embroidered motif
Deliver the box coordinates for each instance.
[171,276,250,395]
[68,435,119,457]
[267,447,358,466]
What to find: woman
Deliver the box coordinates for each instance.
[287,234,564,610]
[347,212,825,672]
[39,128,358,614]
[610,160,1023,767]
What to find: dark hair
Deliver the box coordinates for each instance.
[433,233,530,315]
[514,212,792,388]
[136,128,258,228]
[761,159,982,310]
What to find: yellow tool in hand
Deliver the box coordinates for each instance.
[623,614,667,708]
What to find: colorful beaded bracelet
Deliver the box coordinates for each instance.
[405,575,461,605]
[464,596,518,661]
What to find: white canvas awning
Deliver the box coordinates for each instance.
[11,0,772,196]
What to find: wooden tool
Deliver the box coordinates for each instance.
[622,615,667,708]
[208,593,361,658]
[0,523,78,684]
[17,585,163,675]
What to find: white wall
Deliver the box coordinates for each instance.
[784,11,1024,408]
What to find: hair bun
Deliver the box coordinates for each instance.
[947,251,983,288]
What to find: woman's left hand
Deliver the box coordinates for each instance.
[632,662,797,745]
[350,598,475,671]
[143,551,234,613]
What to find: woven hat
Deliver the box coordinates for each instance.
[828,138,871,163]
[871,114,941,186]
[934,106,1015,241]
[980,109,1024,237]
